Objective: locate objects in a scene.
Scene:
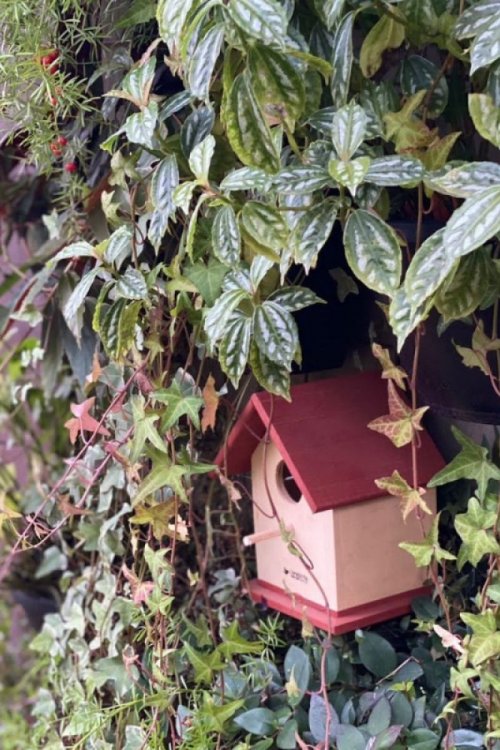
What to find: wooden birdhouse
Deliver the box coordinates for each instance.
[216,372,444,634]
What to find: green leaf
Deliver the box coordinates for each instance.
[185,258,227,305]
[220,166,272,192]
[360,13,405,78]
[153,381,204,430]
[116,268,148,300]
[400,513,455,567]
[204,289,249,343]
[276,719,298,750]
[331,101,367,161]
[157,0,195,46]
[309,694,338,742]
[401,56,448,118]
[121,58,156,106]
[470,26,500,74]
[181,107,215,157]
[249,340,290,399]
[455,497,500,568]
[284,645,311,706]
[425,161,500,198]
[443,185,500,260]
[148,155,179,250]
[227,0,287,46]
[366,155,424,186]
[404,228,455,312]
[405,728,440,750]
[240,201,288,260]
[188,24,224,101]
[455,0,500,38]
[224,73,280,173]
[368,697,392,736]
[124,101,158,148]
[344,210,402,296]
[188,134,215,183]
[184,643,225,685]
[212,205,241,266]
[290,199,338,272]
[234,707,276,736]
[356,631,397,677]
[328,156,370,197]
[331,11,355,107]
[273,165,330,194]
[219,312,252,386]
[116,0,156,28]
[219,621,264,659]
[337,725,366,750]
[133,462,188,505]
[319,0,345,29]
[435,248,495,321]
[372,726,403,749]
[469,93,500,148]
[253,301,298,368]
[249,45,305,123]
[330,267,359,302]
[129,394,167,463]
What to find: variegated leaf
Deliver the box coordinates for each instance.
[425,162,500,198]
[487,60,500,105]
[368,381,428,448]
[360,80,400,139]
[116,268,148,300]
[224,73,280,173]
[469,93,500,149]
[331,11,355,107]
[375,470,431,521]
[148,155,179,250]
[157,0,195,47]
[173,181,196,213]
[354,182,382,209]
[400,56,448,118]
[181,107,215,157]
[63,268,100,343]
[219,312,252,385]
[188,24,224,101]
[435,248,495,322]
[273,165,330,194]
[227,0,287,46]
[240,201,288,260]
[204,289,249,343]
[99,299,141,360]
[220,167,272,192]
[328,156,370,196]
[212,205,241,265]
[404,228,456,312]
[471,26,500,74]
[249,45,305,122]
[455,0,500,39]
[249,341,291,400]
[120,58,156,107]
[343,210,402,296]
[365,155,424,187]
[372,343,407,390]
[290,199,338,273]
[389,285,432,351]
[105,225,134,268]
[268,287,324,312]
[253,301,298,368]
[188,134,216,182]
[124,101,158,147]
[443,185,500,258]
[331,102,367,161]
[360,14,405,79]
[250,256,274,291]
[316,0,345,29]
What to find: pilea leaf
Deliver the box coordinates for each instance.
[344,210,402,296]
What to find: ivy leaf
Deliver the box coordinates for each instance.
[133,462,188,505]
[372,343,408,390]
[212,205,241,266]
[188,134,216,183]
[401,56,448,118]
[185,259,227,306]
[368,381,428,448]
[184,643,225,685]
[129,499,176,540]
[384,91,434,152]
[64,397,111,445]
[153,381,204,430]
[188,24,224,102]
[375,470,431,521]
[219,312,252,386]
[455,497,500,569]
[344,210,402,296]
[366,155,424,186]
[249,45,305,123]
[469,93,500,149]
[360,13,405,78]
[290,199,338,273]
[249,340,290,400]
[429,427,500,499]
[331,11,355,107]
[201,374,219,433]
[253,300,298,368]
[124,101,158,148]
[129,394,167,463]
[455,320,500,376]
[219,621,264,659]
[226,0,287,47]
[224,73,281,173]
[400,514,456,567]
[331,101,367,161]
[328,156,371,196]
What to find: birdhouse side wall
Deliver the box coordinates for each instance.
[333,490,437,611]
[251,441,337,609]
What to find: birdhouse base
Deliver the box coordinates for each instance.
[248,579,431,635]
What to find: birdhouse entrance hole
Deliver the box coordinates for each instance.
[276,460,301,503]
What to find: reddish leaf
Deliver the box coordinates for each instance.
[64,397,111,444]
[201,374,219,433]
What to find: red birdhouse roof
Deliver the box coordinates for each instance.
[216,371,444,513]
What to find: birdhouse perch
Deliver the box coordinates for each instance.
[216,371,443,634]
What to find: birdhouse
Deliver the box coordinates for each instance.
[217,372,443,634]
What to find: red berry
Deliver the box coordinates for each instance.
[48,95,58,106]
[64,162,77,174]
[57,135,68,147]
[50,142,62,156]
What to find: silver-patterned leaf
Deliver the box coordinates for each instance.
[321,0,346,29]
[443,185,500,258]
[204,289,249,343]
[344,209,402,296]
[308,106,336,135]
[404,228,456,311]
[122,58,156,106]
[188,134,216,182]
[365,155,424,186]
[219,312,252,385]
[328,156,371,196]
[487,60,500,105]
[249,45,305,122]
[469,93,500,148]
[331,12,355,107]
[250,256,274,290]
[173,181,196,213]
[389,285,432,351]
[359,80,400,139]
[227,0,287,46]
[471,26,500,74]
[400,56,448,118]
[455,0,500,39]
[240,201,288,259]
[181,107,215,157]
[291,199,337,273]
[159,91,192,121]
[355,182,382,209]
[105,226,134,268]
[188,24,224,101]
[249,341,290,399]
[425,161,500,198]
[269,286,324,311]
[435,248,495,322]
[220,167,272,193]
[148,155,179,250]
[116,268,148,300]
[157,0,195,47]
[212,205,241,265]
[124,101,158,147]
[331,102,367,161]
[63,268,100,344]
[253,300,298,367]
[274,164,330,194]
